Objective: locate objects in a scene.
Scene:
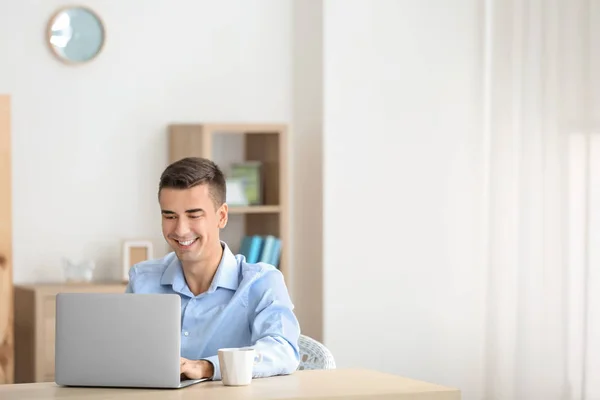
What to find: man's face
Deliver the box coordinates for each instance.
[159,184,228,264]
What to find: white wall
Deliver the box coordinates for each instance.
[0,0,292,283]
[322,1,485,398]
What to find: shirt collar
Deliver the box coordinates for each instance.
[160,241,240,296]
[160,254,190,296]
[207,242,240,292]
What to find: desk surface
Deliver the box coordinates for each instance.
[0,368,460,400]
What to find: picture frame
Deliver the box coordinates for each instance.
[122,240,153,282]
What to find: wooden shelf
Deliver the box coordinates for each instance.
[201,123,287,134]
[228,205,281,214]
[1,95,13,384]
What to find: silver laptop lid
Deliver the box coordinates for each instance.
[55,293,182,388]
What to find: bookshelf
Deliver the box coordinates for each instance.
[168,123,289,282]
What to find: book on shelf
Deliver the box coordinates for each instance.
[238,234,281,268]
[228,161,263,205]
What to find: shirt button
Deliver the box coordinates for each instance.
[184,331,189,336]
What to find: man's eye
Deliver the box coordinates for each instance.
[163,215,176,220]
[189,215,201,219]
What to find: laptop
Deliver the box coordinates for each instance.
[55,292,208,389]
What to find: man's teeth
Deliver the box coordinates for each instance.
[178,239,195,246]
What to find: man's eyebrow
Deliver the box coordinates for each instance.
[161,209,204,215]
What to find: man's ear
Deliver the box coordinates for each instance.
[218,203,229,229]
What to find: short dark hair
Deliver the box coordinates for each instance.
[158,157,226,207]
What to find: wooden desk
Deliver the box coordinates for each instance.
[0,369,459,399]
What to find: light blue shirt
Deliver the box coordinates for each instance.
[125,242,300,380]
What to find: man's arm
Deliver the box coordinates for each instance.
[201,268,301,381]
[247,268,301,379]
[125,265,137,293]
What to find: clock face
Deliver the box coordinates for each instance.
[48,7,105,64]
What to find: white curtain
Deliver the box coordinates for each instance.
[484,0,600,399]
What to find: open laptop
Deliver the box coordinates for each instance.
[55,292,208,389]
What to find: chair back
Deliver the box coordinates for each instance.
[297,334,336,370]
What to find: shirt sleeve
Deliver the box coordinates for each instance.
[247,268,301,379]
[125,281,133,293]
[200,268,300,381]
[124,265,137,293]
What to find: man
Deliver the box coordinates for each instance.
[125,157,300,381]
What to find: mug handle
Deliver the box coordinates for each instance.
[253,351,263,365]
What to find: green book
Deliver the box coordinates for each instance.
[230,161,263,205]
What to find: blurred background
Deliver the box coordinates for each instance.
[1,1,599,399]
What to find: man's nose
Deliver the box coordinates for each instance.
[174,219,190,237]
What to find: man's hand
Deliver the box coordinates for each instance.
[180,357,214,380]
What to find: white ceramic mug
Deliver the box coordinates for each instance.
[218,347,262,386]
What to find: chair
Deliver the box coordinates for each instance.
[297,334,336,370]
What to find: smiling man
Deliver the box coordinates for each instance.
[125,157,300,381]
